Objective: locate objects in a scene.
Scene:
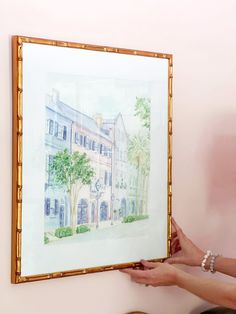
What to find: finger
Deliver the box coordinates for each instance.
[171,217,177,230]
[171,245,180,255]
[141,260,160,269]
[171,237,180,249]
[172,220,186,241]
[171,238,180,247]
[172,231,177,238]
[121,270,150,285]
[175,244,181,252]
[120,268,148,279]
[171,247,181,255]
[166,256,186,265]
[171,242,181,255]
[132,277,151,285]
[171,247,180,255]
[176,243,181,250]
[171,233,178,241]
[172,218,181,232]
[172,218,185,235]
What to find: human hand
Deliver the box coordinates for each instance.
[120,260,179,287]
[167,218,204,267]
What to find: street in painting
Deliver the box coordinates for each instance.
[44,83,151,245]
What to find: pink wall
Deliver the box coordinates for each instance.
[1,1,236,313]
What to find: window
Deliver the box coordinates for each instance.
[77,199,88,224]
[63,126,67,140]
[104,171,108,185]
[47,119,54,135]
[57,125,63,140]
[83,136,87,148]
[54,122,58,137]
[109,173,112,186]
[92,141,96,151]
[74,132,79,144]
[100,202,108,221]
[80,135,83,146]
[100,144,103,154]
[45,198,50,216]
[89,139,92,150]
[54,199,59,215]
[83,136,90,149]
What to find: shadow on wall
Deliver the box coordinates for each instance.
[189,304,214,314]
[126,312,148,314]
[206,114,236,213]
[190,305,236,314]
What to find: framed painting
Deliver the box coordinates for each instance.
[12,36,173,283]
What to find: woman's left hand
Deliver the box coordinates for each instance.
[120,260,179,287]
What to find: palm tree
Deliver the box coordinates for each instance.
[128,132,150,214]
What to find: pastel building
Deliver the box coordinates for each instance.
[102,114,131,219]
[44,91,72,232]
[72,113,113,227]
[44,90,140,232]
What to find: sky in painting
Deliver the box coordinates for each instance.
[46,73,152,135]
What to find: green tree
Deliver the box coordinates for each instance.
[50,149,95,231]
[128,133,150,214]
[135,97,151,130]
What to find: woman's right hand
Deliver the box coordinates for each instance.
[167,218,204,267]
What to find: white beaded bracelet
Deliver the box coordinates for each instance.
[201,250,212,272]
[209,254,220,273]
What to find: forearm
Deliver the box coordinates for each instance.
[213,257,236,278]
[175,270,236,309]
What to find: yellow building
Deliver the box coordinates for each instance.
[72,113,113,228]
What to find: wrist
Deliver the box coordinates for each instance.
[175,268,192,288]
[213,255,222,272]
[195,250,205,267]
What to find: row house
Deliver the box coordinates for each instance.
[44,92,72,232]
[44,90,140,232]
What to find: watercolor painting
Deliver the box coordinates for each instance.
[44,76,151,245]
[12,36,171,282]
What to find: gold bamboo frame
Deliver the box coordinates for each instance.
[12,36,173,284]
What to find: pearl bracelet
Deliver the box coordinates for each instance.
[209,254,220,273]
[201,250,212,272]
[201,250,220,273]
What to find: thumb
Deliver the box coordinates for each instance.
[165,256,186,265]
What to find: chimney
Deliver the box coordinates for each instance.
[94,113,103,127]
[52,88,60,104]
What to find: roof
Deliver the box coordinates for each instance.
[46,95,113,141]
